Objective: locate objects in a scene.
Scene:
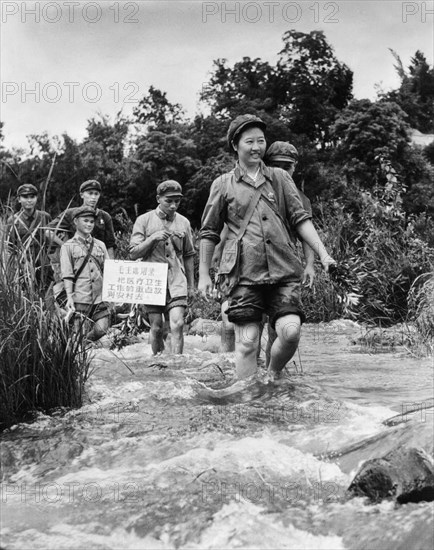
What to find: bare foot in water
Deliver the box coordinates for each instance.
[263,369,284,383]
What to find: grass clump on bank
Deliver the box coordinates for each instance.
[407,273,434,355]
[0,219,92,432]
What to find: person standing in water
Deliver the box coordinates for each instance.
[199,114,335,382]
[129,180,195,355]
[214,141,317,359]
[261,141,317,366]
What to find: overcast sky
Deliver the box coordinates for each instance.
[1,0,433,150]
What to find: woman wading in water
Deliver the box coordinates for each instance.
[198,114,335,383]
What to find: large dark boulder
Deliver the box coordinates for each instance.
[347,446,434,504]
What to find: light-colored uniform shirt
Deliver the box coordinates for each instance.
[129,208,195,299]
[200,162,311,285]
[60,235,109,305]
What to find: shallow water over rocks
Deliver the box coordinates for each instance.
[1,321,433,549]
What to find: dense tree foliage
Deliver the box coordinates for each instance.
[277,30,353,147]
[330,99,411,183]
[385,50,434,133]
[133,86,185,127]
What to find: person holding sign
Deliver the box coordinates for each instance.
[129,180,195,355]
[60,206,110,343]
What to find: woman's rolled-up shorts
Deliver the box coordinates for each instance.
[226,281,305,329]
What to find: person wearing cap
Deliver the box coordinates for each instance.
[265,141,315,286]
[6,184,52,283]
[214,141,316,359]
[60,206,110,343]
[129,180,195,355]
[199,114,335,382]
[47,179,115,305]
[47,179,116,258]
[263,141,316,366]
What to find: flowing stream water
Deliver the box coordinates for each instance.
[1,320,433,549]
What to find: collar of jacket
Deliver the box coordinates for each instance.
[156,206,176,221]
[75,234,93,246]
[17,208,36,221]
[234,161,273,183]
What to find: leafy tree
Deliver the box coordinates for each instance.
[200,57,280,117]
[128,125,201,217]
[400,147,434,216]
[330,99,411,185]
[276,30,353,147]
[183,152,234,228]
[0,123,21,204]
[79,114,131,213]
[423,141,434,164]
[385,50,434,133]
[0,132,61,212]
[45,134,82,212]
[133,86,184,127]
[190,115,228,163]
[199,31,353,149]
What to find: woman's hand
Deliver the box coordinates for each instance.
[302,264,315,287]
[321,255,337,273]
[198,273,213,299]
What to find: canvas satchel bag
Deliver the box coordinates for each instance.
[217,185,264,295]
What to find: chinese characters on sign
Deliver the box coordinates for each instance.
[102,260,168,305]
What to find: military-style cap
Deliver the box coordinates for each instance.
[80,180,101,193]
[156,180,183,197]
[17,184,38,196]
[72,206,96,220]
[227,114,266,150]
[266,141,299,163]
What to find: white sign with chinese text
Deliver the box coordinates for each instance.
[102,260,168,305]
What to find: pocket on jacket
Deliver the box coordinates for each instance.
[71,245,86,260]
[219,239,239,275]
[171,233,184,254]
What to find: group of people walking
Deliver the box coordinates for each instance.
[6,114,335,382]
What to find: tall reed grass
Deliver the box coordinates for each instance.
[0,216,92,431]
[407,272,434,355]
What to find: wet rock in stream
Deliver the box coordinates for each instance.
[347,446,434,504]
